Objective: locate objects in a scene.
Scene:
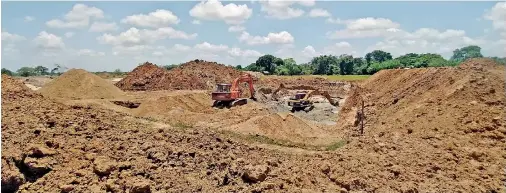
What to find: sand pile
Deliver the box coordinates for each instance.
[334,59,505,191]
[135,92,213,117]
[38,69,125,100]
[116,60,245,91]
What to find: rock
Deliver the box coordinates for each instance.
[242,164,270,183]
[130,180,151,193]
[28,145,56,157]
[60,184,75,192]
[93,156,117,176]
[469,101,478,105]
[23,157,53,174]
[321,163,331,175]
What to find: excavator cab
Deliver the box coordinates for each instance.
[292,93,307,100]
[215,84,232,92]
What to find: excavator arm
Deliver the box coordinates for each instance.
[304,90,339,106]
[230,73,256,100]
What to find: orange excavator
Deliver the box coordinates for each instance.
[212,73,256,108]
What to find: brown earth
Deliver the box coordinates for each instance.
[335,58,505,192]
[38,69,125,100]
[2,58,505,193]
[1,74,344,192]
[115,60,245,91]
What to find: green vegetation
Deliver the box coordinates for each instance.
[219,130,347,151]
[325,140,348,151]
[241,45,504,76]
[3,45,504,78]
[2,64,66,77]
[171,121,193,129]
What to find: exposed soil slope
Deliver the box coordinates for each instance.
[335,58,506,192]
[38,69,125,99]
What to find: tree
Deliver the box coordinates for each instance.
[244,63,263,72]
[275,58,301,75]
[34,66,49,75]
[338,54,354,75]
[352,57,366,75]
[365,50,393,64]
[235,65,243,70]
[1,68,14,76]
[450,45,483,63]
[17,67,36,77]
[162,64,179,71]
[113,69,122,76]
[51,64,67,75]
[310,55,339,75]
[255,54,282,74]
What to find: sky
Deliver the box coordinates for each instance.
[1,1,506,72]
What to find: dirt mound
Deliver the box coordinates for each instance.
[114,62,172,91]
[335,62,505,191]
[458,58,500,70]
[38,69,125,100]
[116,60,245,91]
[135,92,213,117]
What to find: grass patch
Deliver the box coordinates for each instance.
[219,130,347,151]
[325,140,347,151]
[323,75,371,81]
[261,75,371,81]
[171,122,193,129]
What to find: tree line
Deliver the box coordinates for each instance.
[237,45,506,75]
[3,45,505,77]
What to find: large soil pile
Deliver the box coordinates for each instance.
[38,69,125,99]
[335,58,505,191]
[1,74,344,192]
[116,60,244,91]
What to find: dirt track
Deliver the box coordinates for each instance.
[2,58,505,192]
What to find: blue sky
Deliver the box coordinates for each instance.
[2,1,505,72]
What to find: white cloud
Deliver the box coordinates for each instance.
[64,32,75,38]
[302,45,319,58]
[24,16,35,22]
[1,31,26,42]
[189,0,252,25]
[173,44,191,52]
[194,42,229,52]
[33,31,65,49]
[484,2,506,31]
[322,41,357,55]
[327,17,401,39]
[228,47,262,58]
[239,31,294,45]
[46,4,104,29]
[228,25,245,32]
[121,9,180,28]
[77,49,105,56]
[97,27,197,47]
[89,22,119,32]
[308,8,330,18]
[259,0,314,20]
[192,20,201,25]
[366,28,487,58]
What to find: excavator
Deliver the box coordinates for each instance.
[211,73,256,108]
[272,83,339,112]
[287,90,338,112]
